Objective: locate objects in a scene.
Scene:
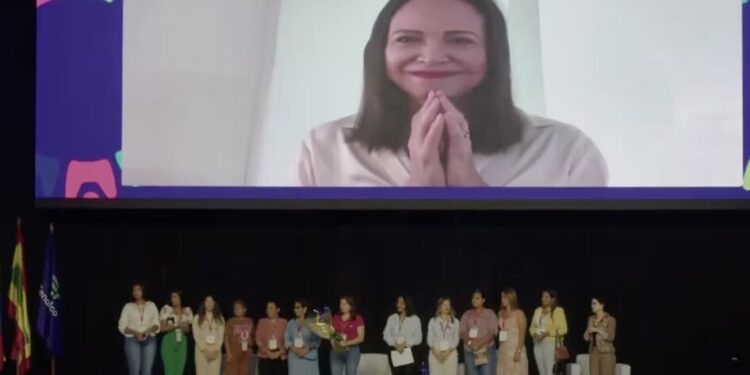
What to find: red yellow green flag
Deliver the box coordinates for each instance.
[8,221,31,375]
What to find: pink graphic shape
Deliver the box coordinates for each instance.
[37,0,55,8]
[65,159,118,199]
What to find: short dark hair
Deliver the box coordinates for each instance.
[347,0,524,153]
[131,281,147,301]
[168,290,183,306]
[472,288,487,300]
[396,296,417,317]
[233,299,247,309]
[592,296,607,307]
[294,299,311,318]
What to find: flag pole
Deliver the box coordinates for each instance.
[50,221,56,375]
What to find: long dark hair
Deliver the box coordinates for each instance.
[542,289,559,310]
[347,0,523,153]
[396,296,416,317]
[339,296,358,320]
[197,295,224,325]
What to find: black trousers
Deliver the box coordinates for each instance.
[258,357,288,375]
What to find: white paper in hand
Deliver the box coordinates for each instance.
[390,347,415,367]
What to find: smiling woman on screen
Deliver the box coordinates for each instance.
[294,0,608,187]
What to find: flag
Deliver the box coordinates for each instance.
[9,222,32,375]
[36,225,62,358]
[0,228,5,371]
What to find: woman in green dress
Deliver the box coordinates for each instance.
[160,291,194,375]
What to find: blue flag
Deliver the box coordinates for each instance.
[36,230,62,358]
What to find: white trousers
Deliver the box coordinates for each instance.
[533,341,555,375]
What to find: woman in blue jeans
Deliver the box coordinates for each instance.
[330,296,366,375]
[459,289,498,375]
[118,282,161,375]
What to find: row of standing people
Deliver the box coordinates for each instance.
[118,284,616,375]
[117,283,361,375]
[385,289,616,375]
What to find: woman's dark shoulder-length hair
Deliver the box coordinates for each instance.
[396,296,417,317]
[347,0,524,154]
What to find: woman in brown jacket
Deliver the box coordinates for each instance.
[584,297,616,375]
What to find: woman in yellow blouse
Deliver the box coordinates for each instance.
[528,290,567,375]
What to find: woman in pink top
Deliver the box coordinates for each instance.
[330,296,366,375]
[460,289,498,375]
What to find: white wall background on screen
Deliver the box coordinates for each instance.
[537,0,742,186]
[122,0,281,186]
[121,0,743,187]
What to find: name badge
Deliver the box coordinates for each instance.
[294,336,304,348]
[269,337,278,350]
[206,334,216,345]
[438,340,449,352]
[242,340,249,352]
[175,329,183,343]
[498,330,508,343]
[396,336,405,345]
[469,327,479,339]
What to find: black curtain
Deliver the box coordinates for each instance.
[4,212,745,375]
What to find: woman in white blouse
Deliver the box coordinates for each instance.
[426,298,460,375]
[160,291,194,375]
[118,282,160,375]
[383,296,423,375]
[294,0,607,187]
[193,295,226,375]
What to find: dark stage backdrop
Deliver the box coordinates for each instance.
[0,212,746,375]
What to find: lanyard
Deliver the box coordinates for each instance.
[500,311,511,329]
[440,318,451,338]
[137,304,146,323]
[538,310,547,326]
[471,309,482,327]
[207,317,215,334]
[239,326,250,341]
[269,319,278,339]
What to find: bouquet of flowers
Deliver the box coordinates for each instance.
[304,307,349,354]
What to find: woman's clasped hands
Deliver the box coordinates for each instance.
[406,90,487,187]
